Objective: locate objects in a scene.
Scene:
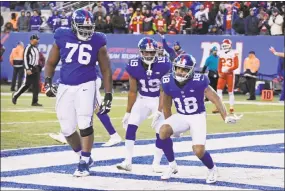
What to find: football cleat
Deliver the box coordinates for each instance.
[102,134,122,147]
[161,161,178,180]
[116,160,132,171]
[73,160,90,177]
[88,157,95,168]
[49,133,67,144]
[206,165,218,184]
[152,164,164,173]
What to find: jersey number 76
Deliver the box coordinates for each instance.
[65,42,92,65]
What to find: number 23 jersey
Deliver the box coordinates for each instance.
[54,27,106,85]
[126,57,171,97]
[162,73,209,115]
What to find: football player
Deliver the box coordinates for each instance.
[49,64,122,147]
[116,37,172,172]
[44,9,113,177]
[159,54,242,183]
[214,39,239,114]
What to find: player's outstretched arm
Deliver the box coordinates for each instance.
[269,47,285,58]
[98,46,113,93]
[204,85,227,120]
[44,43,60,97]
[126,75,137,113]
[163,92,172,119]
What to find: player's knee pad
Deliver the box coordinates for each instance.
[125,124,138,141]
[80,126,94,137]
[159,124,172,140]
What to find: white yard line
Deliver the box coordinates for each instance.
[1,110,283,125]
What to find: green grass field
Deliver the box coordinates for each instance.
[1,85,284,150]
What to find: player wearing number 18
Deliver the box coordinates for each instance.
[44,9,113,177]
[116,37,171,173]
[159,54,242,183]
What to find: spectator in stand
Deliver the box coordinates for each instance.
[4,22,13,33]
[17,10,29,32]
[120,2,130,33]
[129,7,144,34]
[47,9,61,32]
[195,4,209,34]
[258,13,270,35]
[223,4,239,35]
[142,9,154,35]
[1,1,10,12]
[244,8,259,35]
[112,10,126,34]
[153,10,167,34]
[30,10,42,32]
[10,13,18,31]
[268,7,284,36]
[93,2,107,18]
[95,15,106,33]
[0,14,4,30]
[171,9,183,34]
[179,2,188,18]
[233,11,245,35]
[26,11,31,30]
[162,6,171,26]
[167,19,178,34]
[105,15,113,33]
[183,9,196,34]
[60,10,71,28]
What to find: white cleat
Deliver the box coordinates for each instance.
[152,164,164,173]
[116,160,132,171]
[49,133,67,144]
[73,160,90,177]
[102,136,122,147]
[161,161,178,180]
[206,165,218,184]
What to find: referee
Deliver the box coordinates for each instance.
[12,34,42,106]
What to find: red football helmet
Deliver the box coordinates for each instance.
[222,39,232,52]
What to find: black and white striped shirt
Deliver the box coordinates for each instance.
[24,44,39,70]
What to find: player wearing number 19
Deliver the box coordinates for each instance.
[116,37,171,173]
[159,54,242,183]
[44,9,113,177]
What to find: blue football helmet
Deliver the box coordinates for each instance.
[138,37,158,65]
[172,54,196,82]
[71,9,95,41]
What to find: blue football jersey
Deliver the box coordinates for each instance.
[126,56,171,97]
[162,73,210,115]
[54,27,106,85]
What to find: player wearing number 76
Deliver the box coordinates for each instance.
[116,37,171,173]
[159,54,242,183]
[44,9,113,177]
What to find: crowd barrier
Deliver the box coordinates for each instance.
[1,32,283,82]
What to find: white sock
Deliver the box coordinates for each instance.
[125,140,135,164]
[110,132,121,139]
[229,92,234,108]
[81,156,90,164]
[76,150,81,157]
[169,160,177,167]
[153,147,163,165]
[217,89,223,101]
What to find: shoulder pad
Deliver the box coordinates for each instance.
[93,32,107,47]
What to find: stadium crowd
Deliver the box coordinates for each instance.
[0,1,284,35]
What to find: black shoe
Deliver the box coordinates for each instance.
[12,93,17,105]
[31,103,43,106]
[247,97,256,101]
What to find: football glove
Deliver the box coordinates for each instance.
[148,111,163,129]
[122,112,131,130]
[99,93,113,115]
[45,77,57,97]
[225,114,243,124]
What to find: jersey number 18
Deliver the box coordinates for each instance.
[174,97,198,114]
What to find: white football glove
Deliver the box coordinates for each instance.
[222,68,229,73]
[225,114,243,124]
[148,111,163,128]
[122,113,131,130]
